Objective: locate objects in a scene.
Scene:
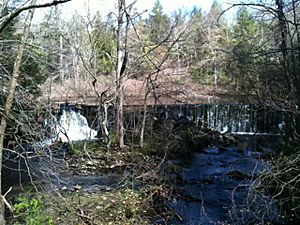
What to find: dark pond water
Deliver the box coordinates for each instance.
[170,135,284,225]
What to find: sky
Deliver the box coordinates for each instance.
[33,0,235,22]
[67,0,216,15]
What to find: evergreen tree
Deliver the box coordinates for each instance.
[147,0,170,45]
[93,14,116,75]
[231,6,260,88]
[185,6,204,65]
[0,3,46,103]
[188,2,229,89]
[233,7,257,64]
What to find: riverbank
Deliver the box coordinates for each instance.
[6,131,288,225]
[3,105,290,224]
[6,122,237,224]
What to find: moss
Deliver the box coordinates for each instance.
[69,141,107,156]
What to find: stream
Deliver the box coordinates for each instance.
[170,135,283,225]
[2,104,288,224]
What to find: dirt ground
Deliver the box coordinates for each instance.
[41,66,253,106]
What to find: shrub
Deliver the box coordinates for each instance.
[12,195,54,225]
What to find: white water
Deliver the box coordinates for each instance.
[160,104,287,135]
[54,109,98,142]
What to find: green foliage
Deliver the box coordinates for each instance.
[0,46,46,96]
[0,8,46,97]
[233,7,258,64]
[146,0,170,45]
[19,48,48,95]
[0,5,48,149]
[184,7,204,64]
[37,7,64,77]
[129,0,172,74]
[232,7,263,74]
[184,1,232,86]
[12,195,54,225]
[69,141,107,156]
[190,67,214,85]
[93,15,116,75]
[227,6,268,89]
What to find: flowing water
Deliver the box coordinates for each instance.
[44,105,98,144]
[54,108,98,142]
[153,104,287,135]
[170,135,283,225]
[3,104,287,224]
[2,106,99,191]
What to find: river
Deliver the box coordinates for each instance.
[170,135,283,225]
[2,104,288,224]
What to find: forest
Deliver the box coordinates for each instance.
[0,0,300,224]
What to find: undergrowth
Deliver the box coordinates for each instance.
[8,120,232,224]
[251,140,300,225]
[11,195,53,225]
[10,184,173,225]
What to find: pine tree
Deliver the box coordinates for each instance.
[147,0,170,45]
[232,6,260,88]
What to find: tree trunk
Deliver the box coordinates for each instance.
[115,0,125,148]
[292,0,300,101]
[213,61,218,91]
[102,102,111,148]
[59,34,64,80]
[115,0,132,148]
[0,0,36,223]
[275,0,292,90]
[140,79,150,147]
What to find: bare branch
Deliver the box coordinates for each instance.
[218,3,278,23]
[0,0,72,34]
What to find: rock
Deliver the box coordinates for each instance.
[218,146,228,151]
[61,186,68,191]
[74,184,82,191]
[86,160,95,166]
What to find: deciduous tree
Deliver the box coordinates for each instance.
[0,1,72,223]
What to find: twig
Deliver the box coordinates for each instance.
[2,187,13,212]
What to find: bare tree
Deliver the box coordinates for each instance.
[115,0,133,148]
[0,1,37,222]
[0,0,72,223]
[126,12,188,147]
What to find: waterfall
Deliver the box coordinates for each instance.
[54,109,98,142]
[42,104,287,143]
[41,107,98,145]
[155,104,287,135]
